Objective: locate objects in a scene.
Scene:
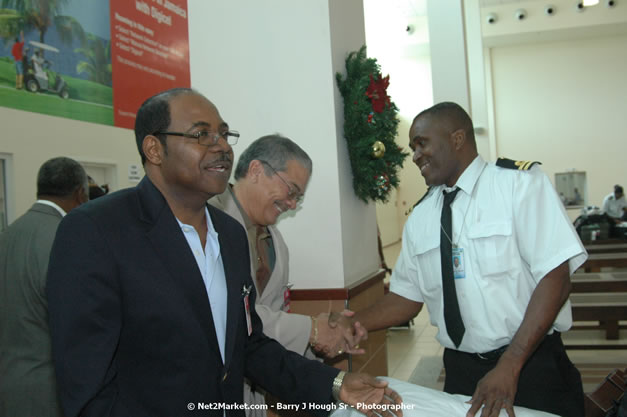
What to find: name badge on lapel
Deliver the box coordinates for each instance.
[242,284,253,336]
[283,283,293,313]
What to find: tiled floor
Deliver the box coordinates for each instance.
[382,240,627,393]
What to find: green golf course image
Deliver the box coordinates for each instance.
[0,58,113,125]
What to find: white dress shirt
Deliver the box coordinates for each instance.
[390,156,587,353]
[176,206,227,361]
[35,199,66,217]
[602,192,627,219]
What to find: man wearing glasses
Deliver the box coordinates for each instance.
[210,135,366,416]
[46,88,400,417]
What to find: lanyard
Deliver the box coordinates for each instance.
[440,163,487,248]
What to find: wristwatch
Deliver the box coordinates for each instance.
[332,371,346,401]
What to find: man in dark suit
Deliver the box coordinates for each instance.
[0,156,88,416]
[47,88,402,417]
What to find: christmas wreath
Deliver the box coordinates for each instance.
[336,46,408,203]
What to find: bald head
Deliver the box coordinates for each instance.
[413,102,476,151]
[409,102,479,187]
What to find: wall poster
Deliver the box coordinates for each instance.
[0,0,190,128]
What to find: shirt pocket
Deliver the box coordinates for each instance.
[411,230,441,292]
[467,220,515,278]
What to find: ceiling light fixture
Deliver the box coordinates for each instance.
[583,0,600,5]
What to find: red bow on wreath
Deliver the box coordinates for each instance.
[365,74,391,113]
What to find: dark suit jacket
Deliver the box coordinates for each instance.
[0,202,65,417]
[47,177,338,417]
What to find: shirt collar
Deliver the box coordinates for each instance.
[36,199,67,217]
[175,206,219,240]
[445,155,486,196]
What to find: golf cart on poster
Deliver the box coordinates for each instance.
[23,41,69,99]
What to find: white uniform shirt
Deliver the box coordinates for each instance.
[390,156,587,353]
[602,192,627,219]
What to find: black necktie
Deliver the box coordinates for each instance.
[441,188,465,347]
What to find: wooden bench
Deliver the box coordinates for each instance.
[581,238,625,245]
[565,273,627,349]
[569,293,627,344]
[585,243,627,254]
[580,253,627,272]
[571,276,627,293]
[573,272,627,280]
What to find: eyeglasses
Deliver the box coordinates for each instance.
[259,160,304,204]
[154,130,240,146]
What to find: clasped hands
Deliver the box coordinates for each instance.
[310,310,367,358]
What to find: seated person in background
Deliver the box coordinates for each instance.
[330,378,558,417]
[31,49,47,80]
[602,184,627,223]
[210,134,366,416]
[572,187,583,205]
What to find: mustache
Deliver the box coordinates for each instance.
[212,152,233,163]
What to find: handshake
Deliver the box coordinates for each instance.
[309,310,367,358]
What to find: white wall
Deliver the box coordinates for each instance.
[189,0,374,288]
[490,34,627,210]
[476,0,627,218]
[0,107,141,222]
[329,0,381,284]
[364,0,432,246]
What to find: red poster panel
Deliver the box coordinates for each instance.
[110,0,190,129]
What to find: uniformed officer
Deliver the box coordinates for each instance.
[353,102,587,417]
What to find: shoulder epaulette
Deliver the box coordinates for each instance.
[405,187,433,216]
[496,158,541,171]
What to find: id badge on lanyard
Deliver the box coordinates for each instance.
[452,247,466,279]
[283,284,293,313]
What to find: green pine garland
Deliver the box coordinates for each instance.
[336,46,408,203]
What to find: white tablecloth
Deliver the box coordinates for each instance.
[329,377,558,417]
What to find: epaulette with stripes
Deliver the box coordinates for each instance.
[496,158,541,171]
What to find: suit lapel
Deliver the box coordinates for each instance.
[216,188,259,300]
[137,178,223,361]
[209,205,243,367]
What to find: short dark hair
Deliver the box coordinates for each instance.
[615,185,623,195]
[414,102,475,145]
[37,157,87,199]
[233,134,312,180]
[134,87,197,164]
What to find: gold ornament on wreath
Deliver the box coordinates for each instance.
[371,140,386,159]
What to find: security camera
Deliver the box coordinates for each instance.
[406,25,415,34]
[514,9,527,20]
[607,0,616,7]
[486,13,497,24]
[545,5,556,15]
[576,2,585,11]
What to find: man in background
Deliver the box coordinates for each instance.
[210,134,366,415]
[11,30,24,89]
[87,175,109,200]
[602,184,627,223]
[0,156,88,416]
